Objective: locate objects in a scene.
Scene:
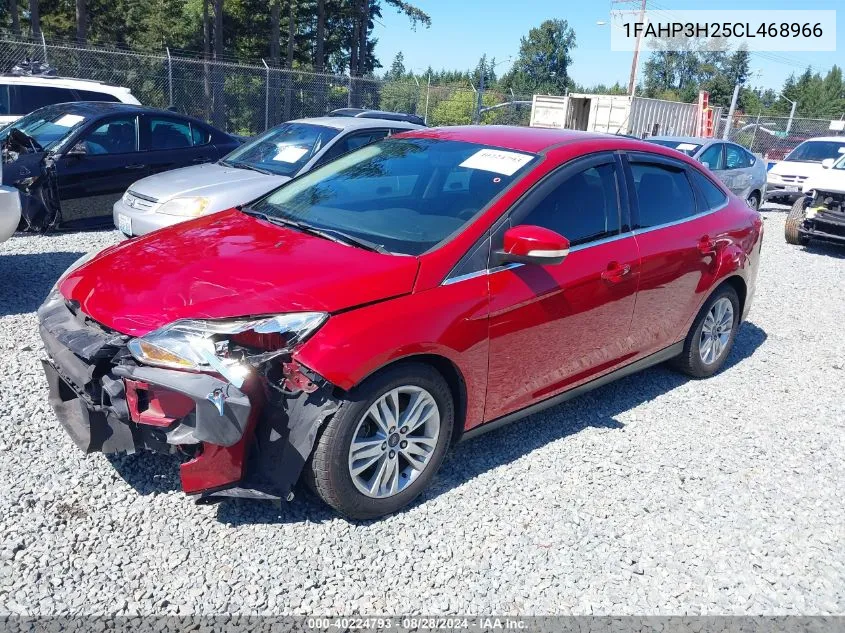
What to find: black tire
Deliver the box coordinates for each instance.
[746,192,760,211]
[670,284,741,379]
[785,197,809,245]
[306,362,454,520]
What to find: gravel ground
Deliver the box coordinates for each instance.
[0,206,843,616]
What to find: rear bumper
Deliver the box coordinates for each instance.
[112,199,186,237]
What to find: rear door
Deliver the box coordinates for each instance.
[624,152,723,357]
[723,143,756,195]
[54,113,142,224]
[484,152,640,420]
[140,114,219,176]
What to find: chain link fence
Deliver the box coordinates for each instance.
[717,114,845,161]
[0,33,532,135]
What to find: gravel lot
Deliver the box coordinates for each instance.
[0,206,843,616]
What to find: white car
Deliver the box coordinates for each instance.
[784,153,845,246]
[0,185,22,245]
[766,136,845,204]
[0,75,140,126]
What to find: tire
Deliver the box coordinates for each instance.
[670,284,740,379]
[746,192,760,211]
[306,362,454,520]
[785,197,809,245]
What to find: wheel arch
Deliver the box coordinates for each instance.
[350,353,469,444]
[721,275,748,317]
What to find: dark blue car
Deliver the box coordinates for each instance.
[0,102,239,230]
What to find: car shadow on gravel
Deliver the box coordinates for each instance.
[800,242,845,259]
[209,322,767,526]
[0,249,84,317]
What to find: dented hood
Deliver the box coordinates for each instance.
[59,210,419,336]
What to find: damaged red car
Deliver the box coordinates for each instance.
[38,127,763,519]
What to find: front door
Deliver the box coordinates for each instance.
[485,153,640,421]
[54,114,143,225]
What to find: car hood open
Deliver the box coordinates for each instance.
[59,210,420,336]
[128,162,290,203]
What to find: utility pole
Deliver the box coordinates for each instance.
[627,0,646,95]
[722,83,741,140]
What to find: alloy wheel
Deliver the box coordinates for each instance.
[347,386,441,499]
[699,297,734,365]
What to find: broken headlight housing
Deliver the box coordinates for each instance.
[127,313,327,388]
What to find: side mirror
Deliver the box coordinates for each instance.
[66,142,87,157]
[821,158,835,169]
[493,225,570,267]
[700,160,710,169]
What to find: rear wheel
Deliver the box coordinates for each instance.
[671,285,740,379]
[785,197,809,245]
[306,362,453,520]
[746,192,760,211]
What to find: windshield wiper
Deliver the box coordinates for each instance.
[225,160,274,175]
[240,209,388,254]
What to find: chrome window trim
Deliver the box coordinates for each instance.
[631,200,727,236]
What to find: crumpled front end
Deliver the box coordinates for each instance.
[37,288,339,500]
[801,190,845,244]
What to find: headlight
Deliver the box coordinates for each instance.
[127,312,327,387]
[768,173,781,183]
[156,197,210,217]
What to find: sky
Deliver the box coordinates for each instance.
[372,0,845,91]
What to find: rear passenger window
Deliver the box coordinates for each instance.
[518,163,621,246]
[191,124,211,146]
[690,170,728,211]
[150,116,192,150]
[630,162,697,228]
[75,90,121,102]
[13,85,76,113]
[725,144,751,169]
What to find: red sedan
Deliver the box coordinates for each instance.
[38,127,763,519]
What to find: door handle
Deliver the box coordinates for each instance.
[698,235,716,256]
[601,261,632,283]
[125,164,147,170]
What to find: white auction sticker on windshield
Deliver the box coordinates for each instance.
[459,149,533,176]
[676,143,698,151]
[54,114,85,127]
[273,145,309,163]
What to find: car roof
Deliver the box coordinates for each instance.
[798,136,845,143]
[289,116,423,131]
[397,125,607,153]
[0,74,133,93]
[34,101,212,122]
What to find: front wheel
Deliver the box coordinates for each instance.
[671,285,740,379]
[306,362,454,520]
[785,197,809,245]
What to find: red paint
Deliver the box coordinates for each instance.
[60,127,763,494]
[124,379,196,427]
[501,225,570,259]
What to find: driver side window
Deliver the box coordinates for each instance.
[699,143,724,170]
[80,116,138,155]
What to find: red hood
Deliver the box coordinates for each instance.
[59,210,419,336]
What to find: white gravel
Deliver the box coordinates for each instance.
[0,207,843,616]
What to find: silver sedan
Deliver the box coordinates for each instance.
[113,115,423,237]
[646,136,768,210]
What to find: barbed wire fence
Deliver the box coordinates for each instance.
[0,32,533,135]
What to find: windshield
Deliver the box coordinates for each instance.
[0,105,88,150]
[221,122,340,176]
[247,137,537,255]
[785,140,845,163]
[646,139,702,156]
